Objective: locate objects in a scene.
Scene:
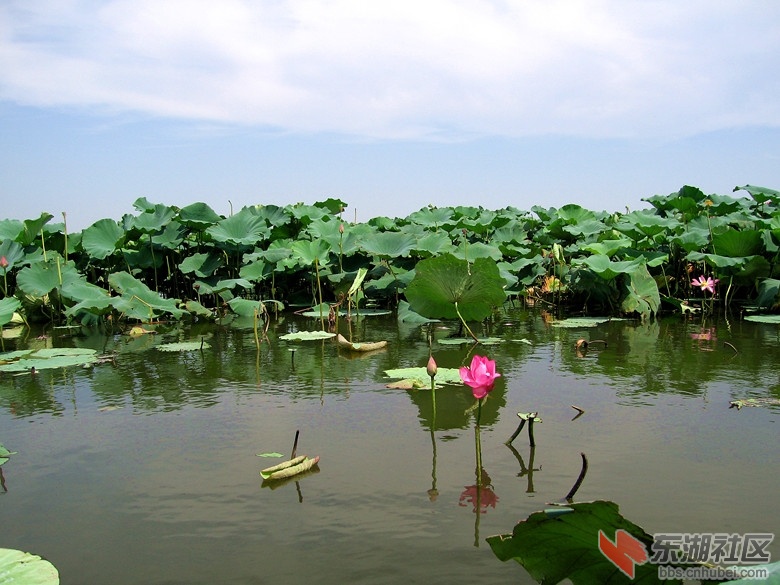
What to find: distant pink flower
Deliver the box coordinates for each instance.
[692,275,719,294]
[0,256,7,269]
[459,355,501,400]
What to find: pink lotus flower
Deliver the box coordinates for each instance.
[0,256,7,269]
[459,355,501,400]
[459,483,499,514]
[691,275,719,294]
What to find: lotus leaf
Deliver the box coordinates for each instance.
[405,254,506,321]
[437,337,503,345]
[109,271,184,320]
[359,231,418,258]
[179,252,223,277]
[82,218,125,259]
[156,341,211,352]
[551,317,611,328]
[0,297,21,327]
[0,548,59,584]
[735,184,780,204]
[0,239,25,271]
[290,239,332,266]
[178,202,223,227]
[578,255,645,280]
[487,500,669,585]
[0,347,98,372]
[206,208,269,246]
[384,366,463,388]
[131,204,176,233]
[0,219,24,242]
[452,241,503,262]
[279,331,336,341]
[711,229,764,257]
[621,265,661,319]
[744,314,780,323]
[227,298,267,318]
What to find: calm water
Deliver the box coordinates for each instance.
[1,308,778,584]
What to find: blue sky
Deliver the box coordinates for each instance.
[1,1,779,230]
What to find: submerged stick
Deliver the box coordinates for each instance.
[565,452,589,502]
[291,429,300,459]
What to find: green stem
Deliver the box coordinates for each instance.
[455,301,479,343]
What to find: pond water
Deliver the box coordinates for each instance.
[1,307,778,584]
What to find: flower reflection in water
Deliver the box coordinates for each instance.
[459,468,499,514]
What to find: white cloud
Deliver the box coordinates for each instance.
[1,0,778,139]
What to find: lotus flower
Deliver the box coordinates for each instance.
[0,256,7,270]
[459,355,500,400]
[691,275,719,294]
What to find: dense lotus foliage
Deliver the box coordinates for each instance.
[1,184,780,328]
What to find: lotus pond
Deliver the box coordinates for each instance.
[1,307,778,584]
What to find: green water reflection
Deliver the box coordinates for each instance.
[0,308,778,584]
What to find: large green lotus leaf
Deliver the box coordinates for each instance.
[670,228,711,253]
[151,221,186,249]
[486,501,673,585]
[407,206,454,227]
[132,196,158,213]
[685,251,747,270]
[0,348,98,372]
[108,271,184,319]
[179,252,223,277]
[0,219,24,242]
[359,231,418,258]
[131,204,176,233]
[227,297,266,317]
[239,259,271,282]
[621,265,660,319]
[579,255,644,280]
[0,297,22,327]
[711,229,763,257]
[754,278,780,309]
[734,184,780,204]
[405,254,506,321]
[178,202,222,227]
[582,239,634,257]
[63,295,116,318]
[60,278,112,312]
[313,197,347,215]
[745,314,780,323]
[0,548,59,584]
[289,204,329,223]
[619,212,679,237]
[563,219,608,238]
[252,204,292,228]
[290,239,332,266]
[16,257,81,297]
[206,208,269,246]
[0,239,25,271]
[82,219,125,259]
[397,300,438,324]
[452,241,503,262]
[19,213,54,247]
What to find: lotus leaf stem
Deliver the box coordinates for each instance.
[565,452,588,502]
[454,301,479,343]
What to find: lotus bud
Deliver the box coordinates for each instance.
[0,256,7,269]
[339,223,344,234]
[426,355,437,378]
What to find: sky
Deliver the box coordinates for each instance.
[1,0,779,231]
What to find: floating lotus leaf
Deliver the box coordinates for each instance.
[551,317,611,328]
[279,331,336,341]
[744,314,780,323]
[437,337,504,345]
[0,548,59,584]
[156,341,211,352]
[405,254,506,321]
[0,348,98,372]
[487,501,662,585]
[384,366,463,386]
